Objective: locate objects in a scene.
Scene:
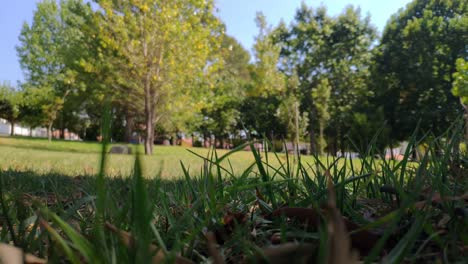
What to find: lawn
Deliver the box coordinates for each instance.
[0,135,466,263]
[0,136,348,178]
[0,136,285,178]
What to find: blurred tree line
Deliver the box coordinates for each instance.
[1,0,466,155]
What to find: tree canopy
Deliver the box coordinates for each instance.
[374,0,467,140]
[8,0,468,155]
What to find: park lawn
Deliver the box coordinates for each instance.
[0,135,103,153]
[0,135,465,263]
[0,136,338,178]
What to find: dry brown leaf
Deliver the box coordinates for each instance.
[259,243,314,264]
[326,170,359,264]
[0,243,46,264]
[105,223,194,264]
[414,192,468,210]
[271,207,379,255]
[437,214,451,228]
[271,207,321,225]
[206,232,225,264]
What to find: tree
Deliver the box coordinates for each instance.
[17,0,94,140]
[240,13,286,140]
[20,85,64,141]
[374,0,468,141]
[95,0,222,154]
[196,35,251,147]
[249,13,285,97]
[276,70,309,155]
[452,58,468,141]
[311,78,331,155]
[0,82,22,136]
[276,4,376,154]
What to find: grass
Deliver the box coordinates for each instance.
[0,124,467,263]
[0,136,360,178]
[0,136,284,178]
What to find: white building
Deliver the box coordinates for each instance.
[0,118,48,137]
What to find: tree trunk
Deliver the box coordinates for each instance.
[144,68,154,155]
[333,134,338,156]
[29,127,33,137]
[144,115,154,155]
[465,113,468,144]
[47,123,53,142]
[294,101,300,157]
[220,137,225,149]
[319,122,324,156]
[389,140,395,160]
[125,114,134,143]
[144,96,154,155]
[59,112,65,139]
[309,110,317,155]
[9,121,14,136]
[463,103,468,144]
[339,128,345,157]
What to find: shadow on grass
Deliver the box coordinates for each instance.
[0,135,138,154]
[0,169,188,197]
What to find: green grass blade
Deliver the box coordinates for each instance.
[42,208,99,262]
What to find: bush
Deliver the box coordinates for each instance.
[192,140,203,148]
[272,140,284,152]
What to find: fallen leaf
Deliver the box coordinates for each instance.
[325,171,359,264]
[414,192,468,210]
[437,214,451,228]
[271,206,379,255]
[105,223,194,264]
[257,242,314,264]
[271,207,321,226]
[206,232,225,264]
[0,243,46,264]
[223,211,247,229]
[270,233,282,244]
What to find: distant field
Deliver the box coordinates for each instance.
[0,136,337,178]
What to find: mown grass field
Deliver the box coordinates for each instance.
[0,136,350,178]
[0,134,467,263]
[0,136,286,178]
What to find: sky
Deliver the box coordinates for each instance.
[0,0,413,85]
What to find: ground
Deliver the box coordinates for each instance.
[0,136,350,178]
[0,135,466,263]
[0,136,272,178]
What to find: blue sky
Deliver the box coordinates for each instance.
[0,0,413,85]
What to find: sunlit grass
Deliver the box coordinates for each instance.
[0,123,467,262]
[0,136,364,178]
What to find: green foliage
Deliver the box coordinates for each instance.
[239,95,286,139]
[95,0,223,154]
[239,12,288,140]
[0,82,23,135]
[452,58,468,104]
[276,4,377,153]
[312,78,331,154]
[249,12,285,97]
[276,94,309,142]
[9,0,468,157]
[374,0,468,140]
[16,0,94,140]
[194,35,251,142]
